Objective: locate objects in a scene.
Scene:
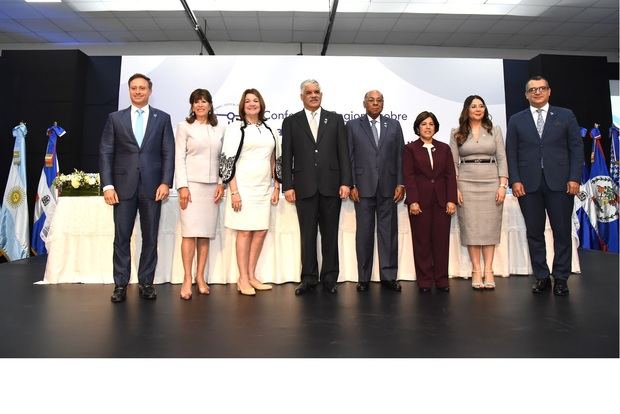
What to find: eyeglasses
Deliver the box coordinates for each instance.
[526,86,549,94]
[366,99,384,104]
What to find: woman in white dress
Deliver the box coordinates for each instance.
[220,89,280,296]
[175,89,225,300]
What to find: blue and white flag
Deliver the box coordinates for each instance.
[610,125,619,188]
[576,127,601,250]
[31,124,65,255]
[582,127,619,253]
[0,123,30,260]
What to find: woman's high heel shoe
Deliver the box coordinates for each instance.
[471,270,484,290]
[237,283,256,296]
[180,282,192,300]
[484,271,496,290]
[196,282,210,295]
[249,279,272,291]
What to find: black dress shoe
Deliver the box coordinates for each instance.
[418,287,431,293]
[294,282,316,296]
[381,280,402,292]
[436,286,450,292]
[532,277,551,294]
[356,282,370,292]
[110,286,127,303]
[138,283,157,300]
[322,283,337,294]
[553,279,570,296]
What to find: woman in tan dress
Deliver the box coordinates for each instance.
[449,95,508,290]
[175,89,225,300]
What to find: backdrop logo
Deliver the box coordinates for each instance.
[214,103,239,124]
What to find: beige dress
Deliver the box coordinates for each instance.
[449,125,508,246]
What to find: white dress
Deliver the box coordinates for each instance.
[223,122,275,230]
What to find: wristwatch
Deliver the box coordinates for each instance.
[499,183,508,189]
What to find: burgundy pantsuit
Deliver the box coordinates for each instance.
[402,139,457,288]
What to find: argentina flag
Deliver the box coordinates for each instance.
[31,124,65,255]
[0,123,30,260]
[584,127,619,253]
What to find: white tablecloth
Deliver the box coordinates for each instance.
[41,194,580,284]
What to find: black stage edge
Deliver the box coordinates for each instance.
[0,250,617,358]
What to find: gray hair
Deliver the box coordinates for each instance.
[364,90,383,100]
[300,79,320,93]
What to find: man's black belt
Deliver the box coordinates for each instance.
[462,159,495,164]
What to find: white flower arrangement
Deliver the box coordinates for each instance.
[53,169,100,196]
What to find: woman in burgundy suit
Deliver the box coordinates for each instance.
[403,111,458,292]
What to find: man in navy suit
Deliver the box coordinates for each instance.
[506,75,582,296]
[281,79,352,295]
[100,73,175,303]
[347,90,404,292]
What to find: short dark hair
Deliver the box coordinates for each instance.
[186,88,218,126]
[128,73,152,89]
[413,111,439,136]
[525,75,549,91]
[238,88,266,123]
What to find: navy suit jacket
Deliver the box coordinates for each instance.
[402,139,457,209]
[281,108,352,199]
[347,115,404,198]
[505,106,582,192]
[99,106,175,200]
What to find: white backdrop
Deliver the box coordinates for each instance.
[118,55,507,145]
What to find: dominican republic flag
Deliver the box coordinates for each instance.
[580,127,619,253]
[610,125,619,188]
[31,124,65,255]
[0,123,29,260]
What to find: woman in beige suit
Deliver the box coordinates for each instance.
[449,95,508,290]
[175,89,225,300]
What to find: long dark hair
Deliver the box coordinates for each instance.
[454,95,493,146]
[238,88,266,123]
[186,88,218,126]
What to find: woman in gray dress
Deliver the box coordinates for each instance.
[449,95,508,290]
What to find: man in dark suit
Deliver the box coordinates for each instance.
[100,73,175,303]
[506,75,582,296]
[281,79,352,295]
[347,90,404,292]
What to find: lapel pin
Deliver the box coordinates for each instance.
[323,118,327,124]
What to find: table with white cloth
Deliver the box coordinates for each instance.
[41,194,580,284]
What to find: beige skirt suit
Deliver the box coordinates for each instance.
[175,120,225,238]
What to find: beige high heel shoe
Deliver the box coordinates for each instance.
[249,279,272,291]
[471,270,484,290]
[237,283,256,296]
[196,281,210,295]
[180,280,192,300]
[484,271,496,290]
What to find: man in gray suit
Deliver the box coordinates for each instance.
[347,90,405,292]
